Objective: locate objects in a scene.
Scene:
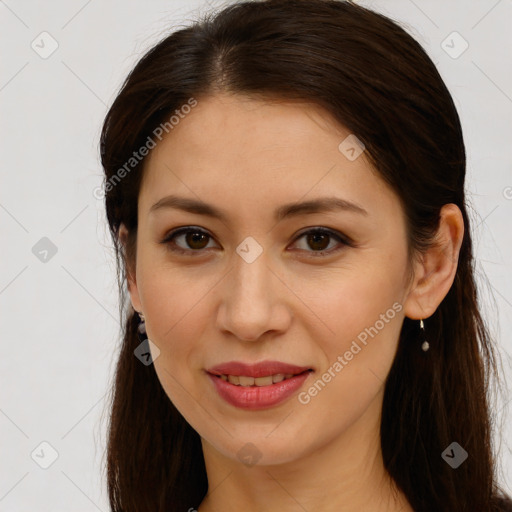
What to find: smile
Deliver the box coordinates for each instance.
[216,373,297,386]
[207,368,313,410]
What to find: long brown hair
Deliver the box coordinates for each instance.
[99,1,511,510]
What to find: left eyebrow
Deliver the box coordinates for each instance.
[149,195,369,222]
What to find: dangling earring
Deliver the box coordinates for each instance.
[420,319,429,352]
[137,311,147,343]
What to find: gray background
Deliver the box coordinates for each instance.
[1,0,511,509]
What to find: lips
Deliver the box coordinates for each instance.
[206,360,313,409]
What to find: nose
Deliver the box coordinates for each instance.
[215,251,292,342]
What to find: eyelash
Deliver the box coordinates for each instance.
[160,226,353,258]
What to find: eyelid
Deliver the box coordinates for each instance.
[290,227,352,257]
[160,226,353,256]
[160,226,218,255]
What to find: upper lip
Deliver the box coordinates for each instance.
[207,360,313,378]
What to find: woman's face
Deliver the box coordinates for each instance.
[127,93,415,466]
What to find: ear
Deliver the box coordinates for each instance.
[118,223,142,313]
[403,203,464,320]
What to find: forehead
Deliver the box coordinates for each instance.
[138,93,397,223]
[148,93,349,162]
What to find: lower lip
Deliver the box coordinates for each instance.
[207,371,311,410]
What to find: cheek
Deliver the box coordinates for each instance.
[306,259,404,342]
[139,269,211,424]
[301,256,406,397]
[137,261,217,389]
[138,242,214,336]
[293,274,404,445]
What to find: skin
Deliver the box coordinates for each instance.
[119,93,464,511]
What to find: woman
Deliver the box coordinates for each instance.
[99,0,512,510]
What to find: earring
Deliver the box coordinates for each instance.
[137,311,147,343]
[420,319,429,352]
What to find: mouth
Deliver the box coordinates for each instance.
[206,361,314,410]
[210,370,312,387]
[206,360,313,379]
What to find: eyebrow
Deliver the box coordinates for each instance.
[149,195,368,222]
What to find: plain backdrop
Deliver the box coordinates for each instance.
[1,0,511,509]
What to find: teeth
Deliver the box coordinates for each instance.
[227,375,240,385]
[218,372,304,386]
[255,376,274,386]
[238,375,255,387]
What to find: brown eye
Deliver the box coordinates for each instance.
[183,231,210,250]
[161,226,351,258]
[291,228,349,256]
[305,232,331,251]
[161,227,217,255]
